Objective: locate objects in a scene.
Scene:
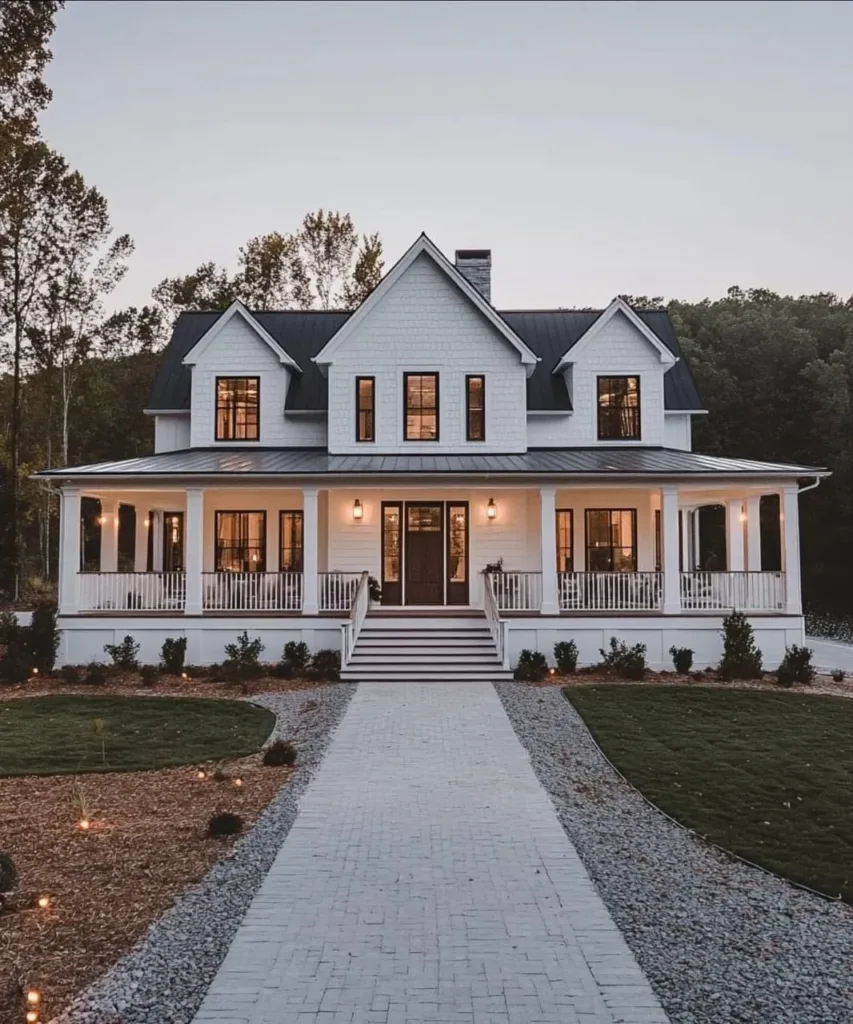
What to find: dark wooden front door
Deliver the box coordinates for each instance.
[405,504,444,604]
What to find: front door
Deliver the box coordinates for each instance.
[405,504,444,604]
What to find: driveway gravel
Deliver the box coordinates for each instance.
[496,681,853,1024]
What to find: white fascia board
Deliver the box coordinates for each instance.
[182,301,302,371]
[553,297,677,373]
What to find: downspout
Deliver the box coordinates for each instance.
[798,476,823,495]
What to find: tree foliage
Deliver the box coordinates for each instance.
[0,1,64,133]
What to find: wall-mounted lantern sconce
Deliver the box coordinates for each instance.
[353,499,364,521]
[97,514,107,526]
[487,497,497,521]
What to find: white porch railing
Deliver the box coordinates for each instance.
[483,573,509,669]
[680,571,786,612]
[341,571,370,667]
[319,572,364,612]
[201,572,303,612]
[489,571,543,612]
[559,572,663,611]
[79,571,186,612]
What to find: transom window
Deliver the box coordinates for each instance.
[279,511,304,572]
[597,376,640,441]
[404,373,439,441]
[585,509,637,572]
[215,511,266,572]
[216,377,260,442]
[556,509,573,572]
[355,376,375,442]
[466,375,485,441]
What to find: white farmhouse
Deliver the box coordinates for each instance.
[40,234,828,676]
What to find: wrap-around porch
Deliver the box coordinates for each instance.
[58,482,803,618]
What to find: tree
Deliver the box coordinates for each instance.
[298,210,383,308]
[239,231,310,309]
[0,1,64,134]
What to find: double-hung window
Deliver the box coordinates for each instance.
[215,511,266,572]
[556,509,573,572]
[585,509,637,572]
[597,376,640,441]
[355,376,375,442]
[404,373,439,441]
[279,511,304,572]
[216,377,260,441]
[465,375,485,441]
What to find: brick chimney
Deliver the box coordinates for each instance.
[454,249,492,303]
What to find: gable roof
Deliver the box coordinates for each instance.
[146,310,702,415]
[182,300,302,371]
[553,297,676,371]
[313,233,540,374]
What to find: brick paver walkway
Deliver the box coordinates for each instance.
[193,682,669,1024]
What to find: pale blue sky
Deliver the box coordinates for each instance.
[41,0,853,310]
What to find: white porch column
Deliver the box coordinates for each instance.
[302,487,319,614]
[661,485,681,613]
[782,485,802,614]
[746,495,762,572]
[151,511,164,571]
[99,498,119,572]
[134,507,149,572]
[59,488,81,615]
[540,486,559,615]
[184,489,204,615]
[726,499,746,572]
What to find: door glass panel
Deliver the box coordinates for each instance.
[449,505,467,582]
[407,506,441,531]
[163,512,184,571]
[383,506,401,582]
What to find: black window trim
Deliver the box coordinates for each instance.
[596,374,641,442]
[584,507,638,572]
[215,375,261,442]
[403,371,440,442]
[465,374,485,442]
[214,509,267,572]
[355,375,375,443]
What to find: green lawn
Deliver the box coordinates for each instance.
[0,695,275,776]
[565,685,853,901]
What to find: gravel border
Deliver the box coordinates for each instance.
[49,683,353,1024]
[496,682,853,1024]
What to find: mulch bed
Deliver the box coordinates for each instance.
[535,669,853,699]
[0,704,293,1024]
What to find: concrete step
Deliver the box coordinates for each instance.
[348,653,504,665]
[341,668,514,683]
[358,630,493,641]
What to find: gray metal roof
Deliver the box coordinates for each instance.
[146,308,702,414]
[40,446,825,480]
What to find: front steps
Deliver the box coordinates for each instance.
[340,614,513,683]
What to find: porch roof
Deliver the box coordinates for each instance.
[38,446,827,482]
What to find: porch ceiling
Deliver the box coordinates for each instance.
[37,446,828,483]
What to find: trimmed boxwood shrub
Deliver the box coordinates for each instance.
[160,637,188,675]
[600,637,647,680]
[514,649,548,682]
[669,646,694,674]
[554,640,579,675]
[263,739,297,767]
[207,812,243,837]
[718,611,763,680]
[276,640,311,679]
[776,644,815,687]
[308,649,341,682]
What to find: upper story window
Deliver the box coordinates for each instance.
[404,373,439,441]
[597,376,640,441]
[216,377,259,442]
[466,375,485,441]
[356,376,375,442]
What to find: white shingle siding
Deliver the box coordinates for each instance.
[663,413,692,451]
[154,414,191,453]
[326,253,528,454]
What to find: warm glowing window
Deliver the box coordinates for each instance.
[585,509,637,572]
[556,509,573,572]
[356,376,375,442]
[279,511,304,572]
[215,377,259,441]
[163,511,184,571]
[215,511,266,572]
[466,375,485,441]
[597,376,640,441]
[404,373,438,441]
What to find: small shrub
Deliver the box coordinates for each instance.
[84,663,108,686]
[669,646,694,674]
[160,637,188,675]
[104,635,140,670]
[139,664,160,686]
[718,611,763,680]
[276,640,310,678]
[263,739,297,766]
[367,575,382,601]
[207,811,243,838]
[832,669,845,683]
[553,640,579,675]
[308,648,340,682]
[223,631,265,679]
[0,851,17,893]
[514,649,548,682]
[213,768,227,782]
[599,637,647,680]
[30,601,60,674]
[60,664,81,685]
[775,644,815,687]
[0,611,30,684]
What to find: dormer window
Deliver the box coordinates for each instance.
[597,376,640,441]
[404,373,439,441]
[216,377,259,442]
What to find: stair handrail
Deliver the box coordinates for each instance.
[483,571,510,670]
[341,570,370,668]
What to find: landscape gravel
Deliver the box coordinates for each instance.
[48,683,353,1024]
[496,681,853,1024]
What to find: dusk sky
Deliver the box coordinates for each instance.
[41,0,853,311]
